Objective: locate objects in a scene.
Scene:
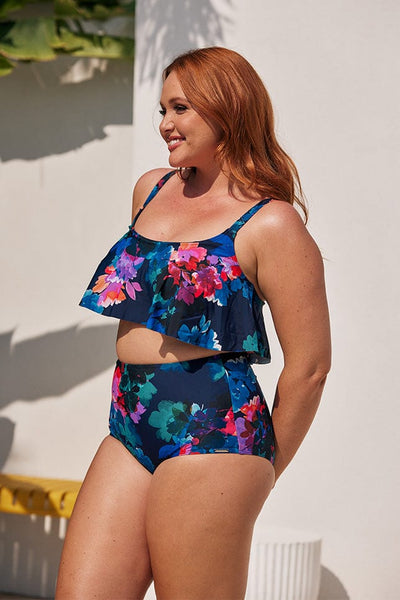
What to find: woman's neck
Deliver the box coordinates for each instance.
[181,165,230,199]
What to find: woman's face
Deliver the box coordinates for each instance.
[159,71,220,170]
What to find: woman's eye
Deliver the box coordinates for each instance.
[159,105,188,117]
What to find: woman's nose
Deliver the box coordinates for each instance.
[160,112,174,136]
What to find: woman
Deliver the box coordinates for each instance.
[56,47,331,599]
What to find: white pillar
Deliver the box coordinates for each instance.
[246,528,322,600]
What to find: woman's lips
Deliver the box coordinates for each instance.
[167,137,185,151]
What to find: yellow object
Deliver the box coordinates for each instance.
[0,473,82,519]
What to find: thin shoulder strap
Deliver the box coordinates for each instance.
[131,170,176,226]
[228,198,272,239]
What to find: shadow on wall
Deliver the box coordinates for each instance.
[318,566,350,599]
[0,324,117,409]
[0,57,133,162]
[137,0,234,84]
[0,324,117,468]
[0,512,65,598]
[0,418,15,470]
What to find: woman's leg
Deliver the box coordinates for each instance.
[56,436,153,600]
[146,453,275,600]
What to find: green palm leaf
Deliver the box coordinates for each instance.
[56,24,134,59]
[0,1,135,75]
[55,0,134,20]
[0,18,59,60]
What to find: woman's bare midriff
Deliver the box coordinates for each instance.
[116,320,228,364]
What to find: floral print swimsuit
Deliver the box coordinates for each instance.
[80,170,275,472]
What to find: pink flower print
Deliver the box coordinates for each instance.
[126,280,142,300]
[93,265,126,307]
[192,265,222,300]
[220,407,237,436]
[220,256,241,281]
[100,282,126,307]
[130,401,146,424]
[235,417,255,452]
[112,364,123,402]
[114,399,129,418]
[179,443,193,455]
[176,282,196,304]
[167,262,182,285]
[170,243,207,271]
[240,395,264,422]
[116,250,144,280]
[176,271,196,304]
[207,254,219,266]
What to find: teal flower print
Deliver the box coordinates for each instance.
[243,332,258,352]
[148,401,190,442]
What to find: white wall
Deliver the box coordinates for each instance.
[0,56,134,479]
[133,1,400,599]
[0,54,135,597]
[1,1,399,598]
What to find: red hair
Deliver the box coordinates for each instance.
[163,47,307,220]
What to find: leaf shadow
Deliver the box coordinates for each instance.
[136,0,234,84]
[0,57,133,162]
[0,323,117,408]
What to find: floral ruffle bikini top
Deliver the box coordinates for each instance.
[80,170,272,363]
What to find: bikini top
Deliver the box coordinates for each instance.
[80,170,272,363]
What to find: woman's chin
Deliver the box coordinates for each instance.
[168,156,185,168]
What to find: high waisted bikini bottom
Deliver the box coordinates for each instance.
[109,353,275,474]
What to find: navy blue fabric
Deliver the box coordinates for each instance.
[109,354,275,473]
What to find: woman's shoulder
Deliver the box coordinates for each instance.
[133,168,175,198]
[242,198,320,260]
[249,199,307,239]
[131,168,175,216]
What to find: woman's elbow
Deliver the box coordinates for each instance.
[285,356,331,388]
[307,356,331,389]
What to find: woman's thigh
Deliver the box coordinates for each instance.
[146,453,275,600]
[56,435,153,600]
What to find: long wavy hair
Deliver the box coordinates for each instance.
[163,46,307,220]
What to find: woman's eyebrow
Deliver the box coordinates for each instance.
[160,96,189,106]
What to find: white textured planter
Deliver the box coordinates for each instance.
[245,528,322,600]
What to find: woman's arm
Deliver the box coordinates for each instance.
[254,201,331,482]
